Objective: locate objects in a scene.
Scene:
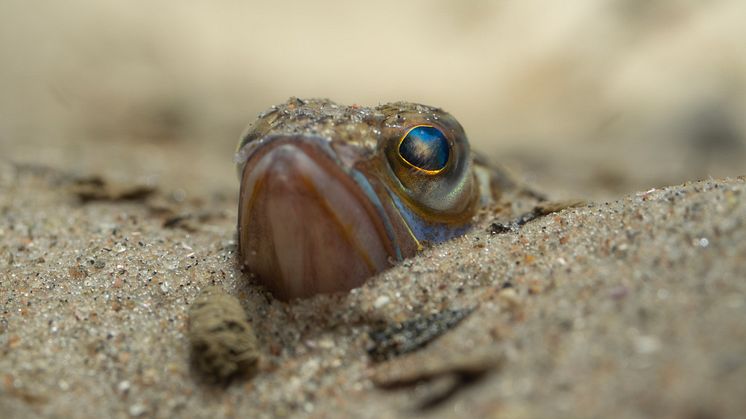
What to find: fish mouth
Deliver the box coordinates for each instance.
[238,135,395,300]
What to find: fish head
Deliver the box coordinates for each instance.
[235,98,479,299]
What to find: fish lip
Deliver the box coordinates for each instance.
[237,134,398,299]
[235,134,336,178]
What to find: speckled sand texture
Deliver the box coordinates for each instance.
[1,161,745,419]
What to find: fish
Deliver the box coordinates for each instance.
[235,98,538,300]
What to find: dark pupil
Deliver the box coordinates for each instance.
[398,126,449,171]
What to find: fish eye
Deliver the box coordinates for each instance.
[397,125,450,173]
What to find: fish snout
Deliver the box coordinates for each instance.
[238,139,393,300]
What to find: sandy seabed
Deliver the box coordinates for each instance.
[1,158,745,419]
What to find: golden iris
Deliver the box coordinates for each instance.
[397,125,450,173]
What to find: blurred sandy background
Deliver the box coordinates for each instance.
[2,0,745,199]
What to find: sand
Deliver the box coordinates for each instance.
[1,158,745,419]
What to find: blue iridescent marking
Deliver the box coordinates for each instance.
[387,190,471,245]
[350,170,403,261]
[398,126,450,171]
